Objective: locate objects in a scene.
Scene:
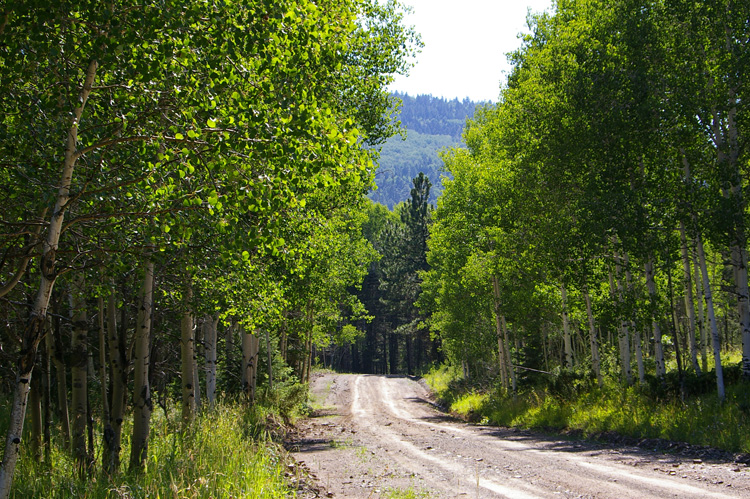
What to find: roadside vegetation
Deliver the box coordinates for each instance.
[426,354,750,454]
[5,390,308,498]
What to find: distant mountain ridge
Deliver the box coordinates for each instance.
[370,92,484,209]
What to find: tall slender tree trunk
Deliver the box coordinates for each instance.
[97,293,111,473]
[106,289,126,473]
[613,252,632,385]
[70,277,89,472]
[644,259,666,379]
[501,315,516,393]
[697,235,725,399]
[0,59,97,499]
[491,276,509,391]
[560,283,574,369]
[265,328,274,391]
[692,241,708,371]
[204,314,219,408]
[49,313,70,448]
[29,370,43,461]
[241,327,259,403]
[583,286,602,387]
[679,222,701,374]
[180,282,196,425]
[130,261,154,470]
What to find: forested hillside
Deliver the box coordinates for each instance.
[370,92,482,207]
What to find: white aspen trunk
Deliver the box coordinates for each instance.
[583,287,602,387]
[106,290,125,473]
[204,314,219,408]
[264,328,273,391]
[625,258,644,383]
[560,283,574,369]
[241,328,260,403]
[0,59,97,499]
[97,294,111,472]
[130,261,154,470]
[644,259,666,379]
[679,222,701,374]
[692,242,708,371]
[697,235,725,399]
[613,252,632,385]
[193,318,202,411]
[491,276,509,390]
[501,316,516,393]
[71,278,88,470]
[180,283,196,425]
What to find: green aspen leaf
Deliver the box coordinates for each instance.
[175,132,184,140]
[207,118,217,127]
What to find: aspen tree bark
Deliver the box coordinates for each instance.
[48,315,70,447]
[0,59,97,499]
[692,244,708,371]
[241,327,260,402]
[644,259,666,379]
[491,276,509,390]
[97,295,111,470]
[180,283,196,425]
[612,251,632,385]
[130,261,154,470]
[696,235,725,399]
[560,283,574,369]
[193,317,202,411]
[204,314,219,408]
[29,373,42,461]
[265,328,274,391]
[226,319,236,369]
[583,286,602,387]
[679,221,701,374]
[501,315,516,393]
[70,277,89,471]
[624,257,645,384]
[106,290,126,473]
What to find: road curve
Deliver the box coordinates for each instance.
[290,373,749,498]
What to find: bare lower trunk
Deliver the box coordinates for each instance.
[130,261,154,471]
[491,276,509,390]
[106,290,126,473]
[644,259,666,379]
[692,242,708,371]
[583,287,602,387]
[680,222,701,374]
[265,328,274,391]
[241,327,260,403]
[501,315,516,393]
[697,236,725,399]
[560,283,573,369]
[180,283,196,425]
[97,294,111,473]
[612,253,632,385]
[71,278,89,471]
[204,314,219,408]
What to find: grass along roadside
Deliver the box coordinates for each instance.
[10,401,297,498]
[424,361,750,455]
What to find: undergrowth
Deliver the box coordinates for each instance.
[425,361,750,454]
[8,392,308,498]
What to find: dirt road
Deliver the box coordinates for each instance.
[288,373,749,498]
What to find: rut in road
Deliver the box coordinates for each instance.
[291,373,750,498]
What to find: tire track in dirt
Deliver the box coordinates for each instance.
[290,373,749,498]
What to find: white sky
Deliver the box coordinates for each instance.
[389,0,555,102]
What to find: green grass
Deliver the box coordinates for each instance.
[11,402,294,498]
[425,361,750,454]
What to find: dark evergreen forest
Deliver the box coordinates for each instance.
[369,93,483,208]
